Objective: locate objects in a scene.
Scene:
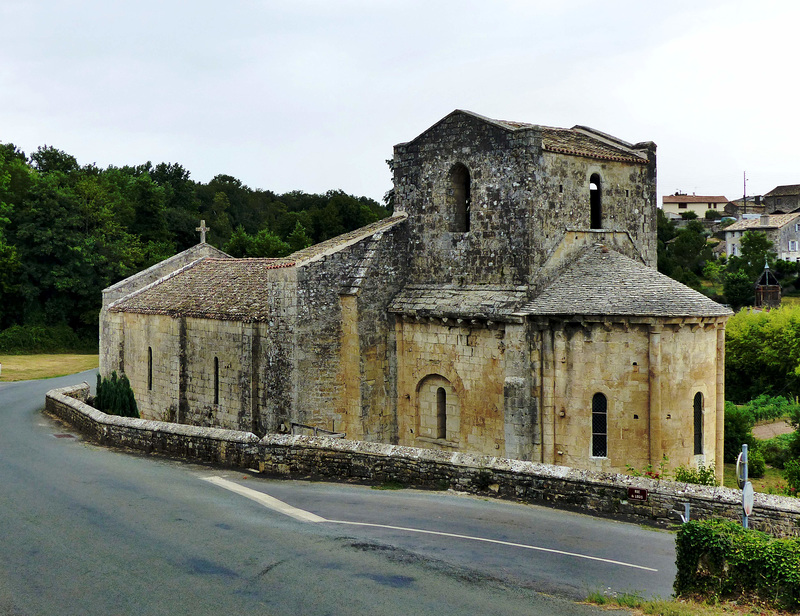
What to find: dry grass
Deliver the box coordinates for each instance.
[0,354,98,382]
[587,593,791,615]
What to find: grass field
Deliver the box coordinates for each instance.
[0,354,99,382]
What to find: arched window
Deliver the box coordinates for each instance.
[213,356,219,405]
[592,393,608,457]
[147,347,153,391]
[590,173,602,229]
[417,374,459,442]
[449,163,471,232]
[694,392,703,455]
[436,387,447,439]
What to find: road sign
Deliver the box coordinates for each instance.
[743,481,754,517]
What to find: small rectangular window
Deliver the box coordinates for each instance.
[790,240,798,252]
[591,393,608,457]
[678,203,687,209]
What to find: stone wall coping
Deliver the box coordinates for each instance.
[47,387,260,444]
[260,433,800,515]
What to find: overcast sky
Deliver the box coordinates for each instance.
[1,1,797,206]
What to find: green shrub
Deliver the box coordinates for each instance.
[742,394,799,423]
[724,402,756,463]
[673,463,717,486]
[760,433,795,469]
[785,460,800,493]
[0,323,97,354]
[95,371,139,418]
[747,448,765,479]
[675,519,800,610]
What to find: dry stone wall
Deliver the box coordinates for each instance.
[47,383,800,539]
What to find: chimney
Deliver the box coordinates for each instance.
[760,213,770,226]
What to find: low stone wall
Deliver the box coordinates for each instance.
[46,385,260,468]
[46,384,800,538]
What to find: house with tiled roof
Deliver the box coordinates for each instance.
[101,109,731,477]
[763,184,800,214]
[661,193,731,218]
[724,212,800,260]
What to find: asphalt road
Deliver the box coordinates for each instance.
[0,372,676,615]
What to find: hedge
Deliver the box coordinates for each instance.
[675,519,800,610]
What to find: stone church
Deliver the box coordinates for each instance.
[100,110,732,477]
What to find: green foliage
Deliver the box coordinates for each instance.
[0,323,96,353]
[0,140,387,346]
[704,209,723,220]
[722,269,753,309]
[747,448,765,479]
[784,459,800,493]
[760,433,795,469]
[741,394,799,422]
[674,464,717,486]
[680,210,698,220]
[625,455,669,480]
[674,519,800,610]
[94,371,139,418]
[723,402,756,463]
[739,230,777,280]
[725,305,800,402]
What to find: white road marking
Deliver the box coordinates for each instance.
[203,476,327,523]
[203,476,657,572]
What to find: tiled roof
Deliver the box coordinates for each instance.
[520,246,731,318]
[289,214,406,263]
[389,285,529,321]
[724,213,800,231]
[765,184,800,197]
[663,195,729,204]
[109,258,295,321]
[540,127,649,165]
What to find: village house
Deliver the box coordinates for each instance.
[763,184,800,214]
[661,193,731,218]
[100,110,732,478]
[724,212,800,261]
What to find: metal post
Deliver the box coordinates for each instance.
[742,444,749,529]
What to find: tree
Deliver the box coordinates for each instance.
[723,270,754,309]
[739,230,776,280]
[30,145,79,174]
[286,221,312,253]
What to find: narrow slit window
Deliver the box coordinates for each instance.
[694,392,703,455]
[147,347,153,391]
[436,387,447,439]
[450,163,471,232]
[590,173,602,229]
[592,393,607,457]
[213,356,219,405]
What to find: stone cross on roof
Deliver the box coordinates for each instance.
[196,220,209,243]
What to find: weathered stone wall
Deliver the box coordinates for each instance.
[538,149,657,270]
[101,269,298,436]
[46,385,261,468]
[296,226,408,439]
[392,112,657,288]
[395,316,507,455]
[46,383,800,539]
[534,317,724,475]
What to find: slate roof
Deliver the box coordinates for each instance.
[389,285,529,321]
[403,110,650,165]
[109,258,294,321]
[539,127,649,165]
[724,213,800,232]
[765,184,800,197]
[289,214,406,263]
[520,246,731,318]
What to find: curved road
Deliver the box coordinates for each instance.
[0,372,675,615]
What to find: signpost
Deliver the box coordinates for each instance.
[627,487,648,502]
[737,444,753,528]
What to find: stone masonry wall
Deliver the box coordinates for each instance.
[47,383,800,539]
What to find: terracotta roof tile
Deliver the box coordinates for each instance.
[109,258,295,321]
[389,285,529,321]
[662,195,729,204]
[724,213,800,231]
